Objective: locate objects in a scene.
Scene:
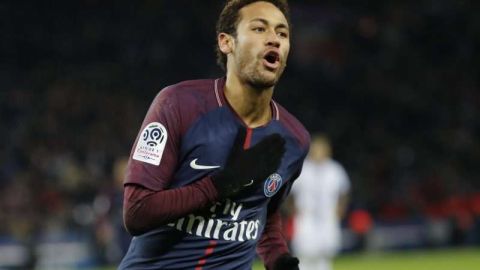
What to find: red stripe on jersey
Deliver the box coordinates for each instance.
[214,79,223,107]
[194,240,217,270]
[272,101,280,120]
[244,128,253,149]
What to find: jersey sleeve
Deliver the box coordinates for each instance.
[122,86,220,235]
[124,87,181,190]
[256,176,297,269]
[256,137,308,269]
[123,176,218,235]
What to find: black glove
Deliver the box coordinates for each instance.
[272,253,299,270]
[211,127,286,199]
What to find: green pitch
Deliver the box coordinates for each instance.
[251,248,480,270]
[99,248,480,270]
[331,248,479,270]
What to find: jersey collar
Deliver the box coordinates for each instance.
[214,77,280,121]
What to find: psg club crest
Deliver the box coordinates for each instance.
[264,173,283,197]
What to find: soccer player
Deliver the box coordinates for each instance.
[118,1,309,269]
[290,134,350,270]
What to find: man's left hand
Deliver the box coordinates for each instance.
[272,253,299,270]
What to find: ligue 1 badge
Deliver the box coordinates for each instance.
[133,122,168,166]
[264,173,283,197]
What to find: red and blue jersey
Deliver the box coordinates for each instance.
[119,78,309,269]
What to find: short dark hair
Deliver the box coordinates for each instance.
[215,0,290,71]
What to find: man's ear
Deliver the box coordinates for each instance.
[218,33,235,54]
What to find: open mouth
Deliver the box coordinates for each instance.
[263,51,280,69]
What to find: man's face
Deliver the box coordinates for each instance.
[309,138,331,162]
[231,1,290,89]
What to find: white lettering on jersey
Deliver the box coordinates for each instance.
[133,122,167,166]
[167,199,261,242]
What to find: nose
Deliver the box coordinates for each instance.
[266,31,280,48]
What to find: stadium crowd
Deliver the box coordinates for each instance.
[1,0,479,267]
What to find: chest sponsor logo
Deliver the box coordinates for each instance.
[168,199,261,242]
[264,173,283,197]
[132,122,167,166]
[189,158,220,170]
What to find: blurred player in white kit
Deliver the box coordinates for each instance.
[290,134,350,270]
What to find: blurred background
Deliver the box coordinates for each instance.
[1,0,479,269]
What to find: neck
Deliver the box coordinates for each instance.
[224,74,273,128]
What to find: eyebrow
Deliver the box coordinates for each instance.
[249,18,289,30]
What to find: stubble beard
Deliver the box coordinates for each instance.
[237,54,286,91]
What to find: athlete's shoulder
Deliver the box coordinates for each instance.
[152,78,221,112]
[160,78,216,98]
[328,159,349,175]
[275,101,310,150]
[169,78,216,91]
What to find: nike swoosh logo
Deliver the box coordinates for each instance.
[244,180,254,187]
[190,158,220,170]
